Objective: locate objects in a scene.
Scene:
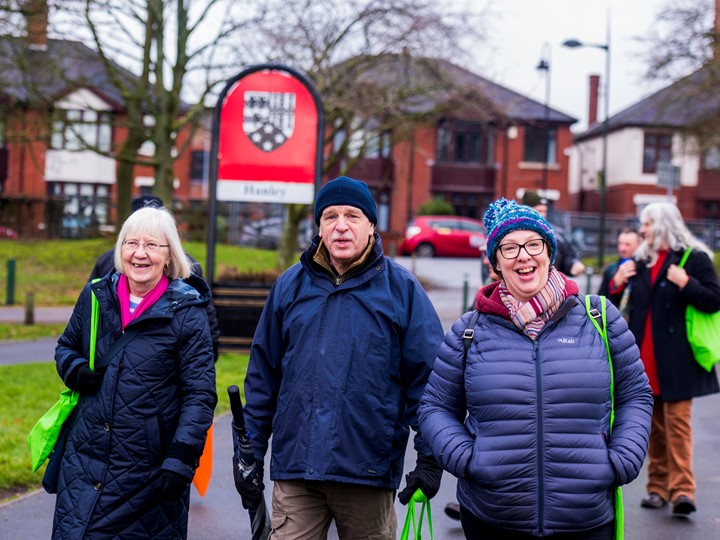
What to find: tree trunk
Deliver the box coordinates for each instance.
[277,203,310,270]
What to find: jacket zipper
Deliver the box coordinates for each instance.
[534,339,545,535]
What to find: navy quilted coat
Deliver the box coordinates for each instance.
[244,235,443,489]
[52,273,217,539]
[419,288,653,536]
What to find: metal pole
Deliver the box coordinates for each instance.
[598,8,611,268]
[6,259,15,305]
[542,44,551,192]
[585,267,595,295]
[24,292,35,325]
[462,273,469,314]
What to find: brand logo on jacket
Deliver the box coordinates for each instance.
[557,338,576,344]
[243,91,296,152]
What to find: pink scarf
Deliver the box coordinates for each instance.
[498,267,571,340]
[118,274,170,330]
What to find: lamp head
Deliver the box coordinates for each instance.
[562,39,583,48]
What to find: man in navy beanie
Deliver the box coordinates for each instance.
[240,176,444,538]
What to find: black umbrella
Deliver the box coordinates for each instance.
[228,385,270,540]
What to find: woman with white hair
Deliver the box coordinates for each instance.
[51,206,217,539]
[609,201,720,519]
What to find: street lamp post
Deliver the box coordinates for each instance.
[536,43,551,193]
[562,32,610,267]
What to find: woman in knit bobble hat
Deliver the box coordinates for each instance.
[418,198,653,539]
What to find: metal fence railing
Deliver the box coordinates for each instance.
[555,211,720,261]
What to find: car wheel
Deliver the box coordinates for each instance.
[416,243,435,258]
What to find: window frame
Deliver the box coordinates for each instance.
[436,120,490,164]
[51,109,113,152]
[643,132,672,174]
[523,125,557,164]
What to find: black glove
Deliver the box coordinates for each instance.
[233,451,265,510]
[70,364,104,394]
[154,469,189,501]
[398,454,443,505]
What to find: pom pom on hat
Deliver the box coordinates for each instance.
[314,176,377,225]
[483,198,556,268]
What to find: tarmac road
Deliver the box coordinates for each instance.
[2,257,719,538]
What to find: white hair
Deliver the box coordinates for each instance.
[113,206,192,279]
[634,202,713,265]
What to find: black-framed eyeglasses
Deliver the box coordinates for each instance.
[122,240,169,252]
[497,239,546,260]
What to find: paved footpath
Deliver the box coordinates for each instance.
[2,260,719,538]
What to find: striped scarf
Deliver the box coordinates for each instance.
[499,267,569,340]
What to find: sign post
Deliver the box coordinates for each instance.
[657,161,680,201]
[206,64,324,284]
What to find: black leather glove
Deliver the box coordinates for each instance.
[70,364,104,394]
[233,451,265,510]
[398,454,443,505]
[154,469,189,501]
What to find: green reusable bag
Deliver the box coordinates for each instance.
[678,249,720,372]
[28,286,99,473]
[400,489,433,540]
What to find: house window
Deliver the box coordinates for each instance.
[51,109,113,152]
[437,121,490,164]
[643,133,672,173]
[47,181,110,237]
[190,150,208,185]
[333,119,390,160]
[524,125,556,164]
[703,146,720,170]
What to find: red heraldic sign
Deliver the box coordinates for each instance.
[216,68,320,203]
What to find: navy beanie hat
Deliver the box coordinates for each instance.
[314,176,377,225]
[483,198,557,268]
[131,195,164,212]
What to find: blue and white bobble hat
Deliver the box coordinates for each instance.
[483,198,557,268]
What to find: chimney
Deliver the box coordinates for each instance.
[588,74,600,127]
[24,0,48,51]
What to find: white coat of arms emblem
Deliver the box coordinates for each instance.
[243,91,296,152]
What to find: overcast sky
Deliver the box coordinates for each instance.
[473,0,671,132]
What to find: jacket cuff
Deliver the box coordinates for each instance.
[162,457,195,481]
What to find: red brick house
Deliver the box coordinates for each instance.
[327,56,577,243]
[569,5,720,221]
[0,2,203,238]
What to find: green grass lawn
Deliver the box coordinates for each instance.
[0,353,249,503]
[0,238,280,502]
[0,239,281,307]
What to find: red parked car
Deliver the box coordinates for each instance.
[399,215,486,258]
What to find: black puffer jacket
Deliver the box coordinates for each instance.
[52,273,217,539]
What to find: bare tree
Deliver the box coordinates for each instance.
[641,0,720,156]
[52,0,264,218]
[235,0,494,268]
[642,0,715,82]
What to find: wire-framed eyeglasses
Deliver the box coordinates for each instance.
[498,239,546,260]
[122,240,169,252]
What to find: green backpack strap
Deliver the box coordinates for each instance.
[678,248,692,269]
[584,294,623,540]
[89,278,101,372]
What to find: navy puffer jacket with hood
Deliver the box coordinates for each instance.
[419,280,652,536]
[52,273,217,539]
